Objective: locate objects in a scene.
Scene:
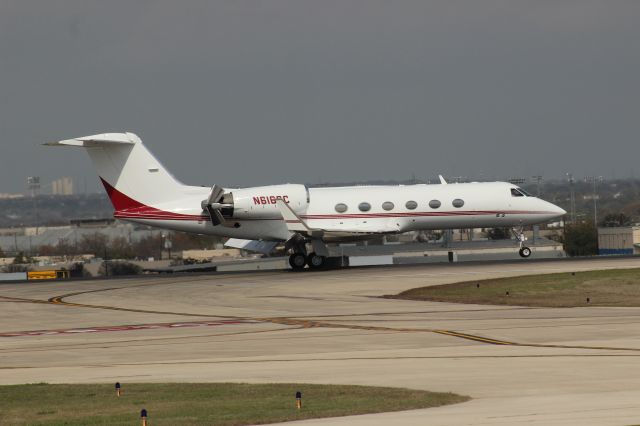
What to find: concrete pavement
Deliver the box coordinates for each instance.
[2,258,640,425]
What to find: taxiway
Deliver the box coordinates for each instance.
[2,258,640,425]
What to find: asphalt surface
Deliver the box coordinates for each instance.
[2,258,640,425]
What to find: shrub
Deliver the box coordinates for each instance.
[99,261,142,276]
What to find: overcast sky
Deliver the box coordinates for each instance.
[1,1,639,194]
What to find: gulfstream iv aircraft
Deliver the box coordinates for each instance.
[48,133,566,269]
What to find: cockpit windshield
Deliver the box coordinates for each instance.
[510,187,531,197]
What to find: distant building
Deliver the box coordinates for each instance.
[0,193,25,199]
[52,177,73,195]
[597,227,640,255]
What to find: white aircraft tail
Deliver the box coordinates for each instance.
[46,132,190,211]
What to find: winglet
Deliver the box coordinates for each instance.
[275,199,311,232]
[438,175,447,184]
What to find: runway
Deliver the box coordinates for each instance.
[2,258,640,425]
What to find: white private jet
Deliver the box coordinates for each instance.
[47,132,566,269]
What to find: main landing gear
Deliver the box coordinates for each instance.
[511,227,531,258]
[288,252,327,271]
[286,234,331,271]
[288,253,307,270]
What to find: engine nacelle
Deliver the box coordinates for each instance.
[229,184,309,219]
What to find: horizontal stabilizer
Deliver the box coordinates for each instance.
[45,133,136,147]
[225,238,278,254]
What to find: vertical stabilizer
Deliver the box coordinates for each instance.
[46,132,189,209]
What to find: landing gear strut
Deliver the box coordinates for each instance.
[511,227,531,258]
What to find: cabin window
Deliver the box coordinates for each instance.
[335,203,348,213]
[405,200,418,210]
[358,202,371,212]
[382,201,394,211]
[510,188,525,197]
[452,198,464,208]
[429,199,441,209]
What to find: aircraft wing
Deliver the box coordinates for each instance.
[224,238,279,254]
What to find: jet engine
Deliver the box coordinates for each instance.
[201,184,309,226]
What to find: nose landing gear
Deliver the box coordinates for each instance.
[518,246,532,258]
[512,227,532,258]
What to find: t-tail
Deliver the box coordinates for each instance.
[45,132,206,213]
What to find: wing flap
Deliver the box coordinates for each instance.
[225,238,278,254]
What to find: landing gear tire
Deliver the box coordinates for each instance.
[289,253,307,270]
[307,252,326,270]
[519,247,532,258]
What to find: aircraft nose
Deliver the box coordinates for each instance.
[552,204,567,217]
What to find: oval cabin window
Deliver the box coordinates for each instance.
[358,202,371,212]
[429,199,441,209]
[335,203,348,213]
[452,199,464,208]
[382,201,394,211]
[405,200,418,210]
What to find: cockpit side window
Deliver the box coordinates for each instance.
[510,188,525,197]
[518,187,532,196]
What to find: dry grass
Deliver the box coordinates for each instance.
[389,268,640,307]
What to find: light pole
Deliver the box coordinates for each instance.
[27,176,40,235]
[531,175,543,197]
[160,233,166,261]
[164,236,172,260]
[566,173,576,224]
[585,176,603,226]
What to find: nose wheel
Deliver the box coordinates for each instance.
[519,247,532,258]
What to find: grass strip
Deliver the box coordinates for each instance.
[0,382,469,425]
[388,268,640,307]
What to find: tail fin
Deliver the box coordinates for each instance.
[46,132,188,209]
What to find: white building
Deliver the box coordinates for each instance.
[597,227,640,255]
